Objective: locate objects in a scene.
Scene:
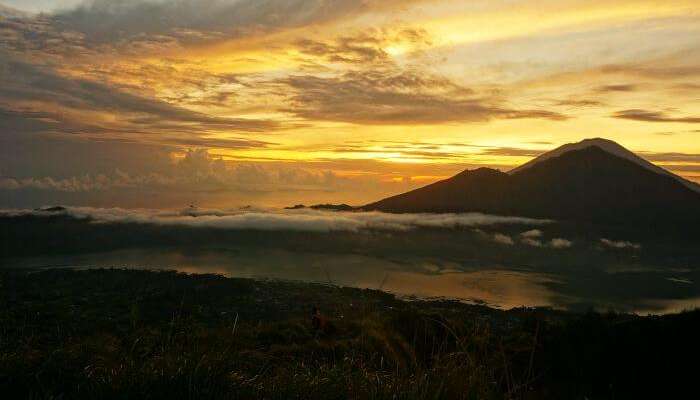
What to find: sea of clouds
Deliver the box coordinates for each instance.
[0,206,553,233]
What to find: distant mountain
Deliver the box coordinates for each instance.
[285,203,354,211]
[510,138,700,193]
[363,138,700,224]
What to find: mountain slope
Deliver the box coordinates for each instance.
[363,140,700,224]
[510,138,700,194]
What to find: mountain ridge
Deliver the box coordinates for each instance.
[510,138,700,193]
[362,139,700,224]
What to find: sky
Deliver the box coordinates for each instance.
[1,0,699,208]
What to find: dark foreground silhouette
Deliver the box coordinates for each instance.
[1,268,698,399]
[364,141,700,227]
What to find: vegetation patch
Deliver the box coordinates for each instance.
[1,268,697,399]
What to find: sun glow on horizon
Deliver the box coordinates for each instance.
[1,0,699,206]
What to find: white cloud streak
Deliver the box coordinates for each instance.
[521,237,543,247]
[47,0,416,48]
[493,233,515,245]
[601,238,642,250]
[520,229,543,238]
[519,231,573,249]
[549,238,573,249]
[0,206,552,233]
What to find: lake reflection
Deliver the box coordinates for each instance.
[7,248,561,309]
[6,247,699,314]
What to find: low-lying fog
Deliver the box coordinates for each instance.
[2,206,699,314]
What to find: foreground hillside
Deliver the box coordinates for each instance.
[1,268,698,399]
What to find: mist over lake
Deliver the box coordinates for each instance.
[4,206,699,314]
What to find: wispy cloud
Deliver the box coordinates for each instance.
[521,237,543,247]
[0,206,552,233]
[637,151,700,163]
[294,28,430,66]
[480,147,545,157]
[518,230,572,249]
[520,229,543,238]
[0,58,282,134]
[549,238,572,249]
[595,84,638,92]
[48,0,421,49]
[612,109,700,123]
[553,99,604,108]
[277,70,568,125]
[601,64,700,80]
[600,238,642,250]
[493,233,515,245]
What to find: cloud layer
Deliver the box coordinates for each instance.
[1,0,700,207]
[278,70,568,125]
[612,109,700,123]
[0,58,281,136]
[0,206,551,233]
[50,0,415,47]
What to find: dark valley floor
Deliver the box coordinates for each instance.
[1,268,698,399]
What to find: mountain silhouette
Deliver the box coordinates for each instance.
[362,138,700,224]
[510,138,700,193]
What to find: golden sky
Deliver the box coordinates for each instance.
[0,0,699,207]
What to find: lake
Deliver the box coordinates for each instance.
[6,246,699,314]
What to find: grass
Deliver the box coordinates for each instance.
[1,268,698,399]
